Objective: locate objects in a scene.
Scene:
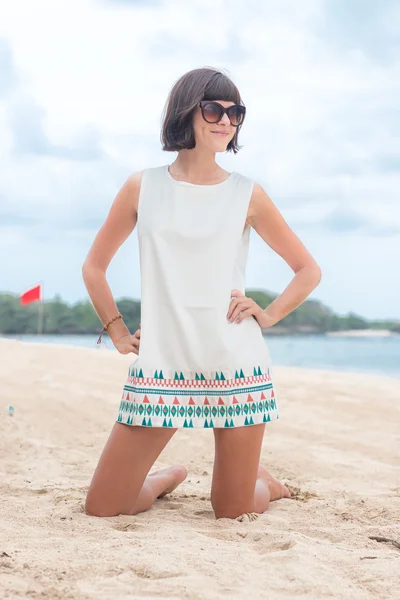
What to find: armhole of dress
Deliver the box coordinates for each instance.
[136,168,149,226]
[243,178,255,235]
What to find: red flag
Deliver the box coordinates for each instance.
[20,283,42,306]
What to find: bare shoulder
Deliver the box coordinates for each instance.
[246,182,272,226]
[244,180,321,275]
[125,170,144,214]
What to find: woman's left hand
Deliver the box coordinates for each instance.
[227,289,277,329]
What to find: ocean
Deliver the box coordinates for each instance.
[4,333,400,378]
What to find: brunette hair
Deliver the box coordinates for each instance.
[161,67,244,154]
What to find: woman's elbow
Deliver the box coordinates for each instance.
[313,264,322,285]
[81,261,91,280]
[81,261,102,282]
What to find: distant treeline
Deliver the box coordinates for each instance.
[0,291,399,336]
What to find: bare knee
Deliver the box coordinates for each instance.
[212,506,253,519]
[211,425,265,519]
[212,507,241,519]
[84,490,120,518]
[211,496,255,520]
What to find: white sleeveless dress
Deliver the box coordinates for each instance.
[117,164,279,429]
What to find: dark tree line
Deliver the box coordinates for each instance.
[0,291,398,336]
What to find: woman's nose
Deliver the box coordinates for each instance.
[218,111,231,126]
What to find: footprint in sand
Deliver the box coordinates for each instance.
[255,539,297,554]
[197,530,237,542]
[51,488,87,505]
[158,501,184,510]
[194,509,215,519]
[131,566,183,580]
[35,487,50,495]
[197,529,297,554]
[111,522,144,533]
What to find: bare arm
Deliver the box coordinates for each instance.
[246,183,322,325]
[82,171,142,344]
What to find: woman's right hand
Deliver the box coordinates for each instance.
[114,323,141,355]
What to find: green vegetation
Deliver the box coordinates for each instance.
[245,290,400,334]
[0,291,399,336]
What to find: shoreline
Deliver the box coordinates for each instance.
[3,327,400,339]
[326,329,397,338]
[1,337,399,380]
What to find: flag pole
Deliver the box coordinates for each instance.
[38,281,44,335]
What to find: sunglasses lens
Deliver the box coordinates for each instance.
[202,102,222,123]
[228,105,245,126]
[201,102,245,126]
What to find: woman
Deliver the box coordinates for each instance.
[82,67,321,519]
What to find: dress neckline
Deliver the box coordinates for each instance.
[165,164,235,188]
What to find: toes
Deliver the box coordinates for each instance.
[157,465,187,498]
[171,464,188,479]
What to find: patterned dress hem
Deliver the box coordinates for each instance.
[116,412,279,429]
[116,363,279,429]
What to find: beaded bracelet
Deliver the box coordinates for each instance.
[97,312,123,345]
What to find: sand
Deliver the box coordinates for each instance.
[0,338,399,600]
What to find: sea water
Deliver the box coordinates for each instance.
[4,333,400,378]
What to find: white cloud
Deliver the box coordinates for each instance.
[0,0,399,319]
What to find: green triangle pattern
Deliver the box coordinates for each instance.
[132,365,267,382]
[119,363,278,428]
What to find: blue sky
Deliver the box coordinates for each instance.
[0,0,399,320]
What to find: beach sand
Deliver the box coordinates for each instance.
[0,338,399,600]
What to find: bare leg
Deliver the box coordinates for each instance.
[211,424,290,519]
[133,465,187,513]
[85,422,186,517]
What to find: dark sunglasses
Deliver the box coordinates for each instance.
[199,101,246,127]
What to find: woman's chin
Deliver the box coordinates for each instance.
[214,141,229,151]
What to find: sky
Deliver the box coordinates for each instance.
[0,0,399,320]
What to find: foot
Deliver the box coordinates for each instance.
[258,465,291,501]
[148,465,188,498]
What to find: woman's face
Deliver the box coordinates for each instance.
[192,100,236,152]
